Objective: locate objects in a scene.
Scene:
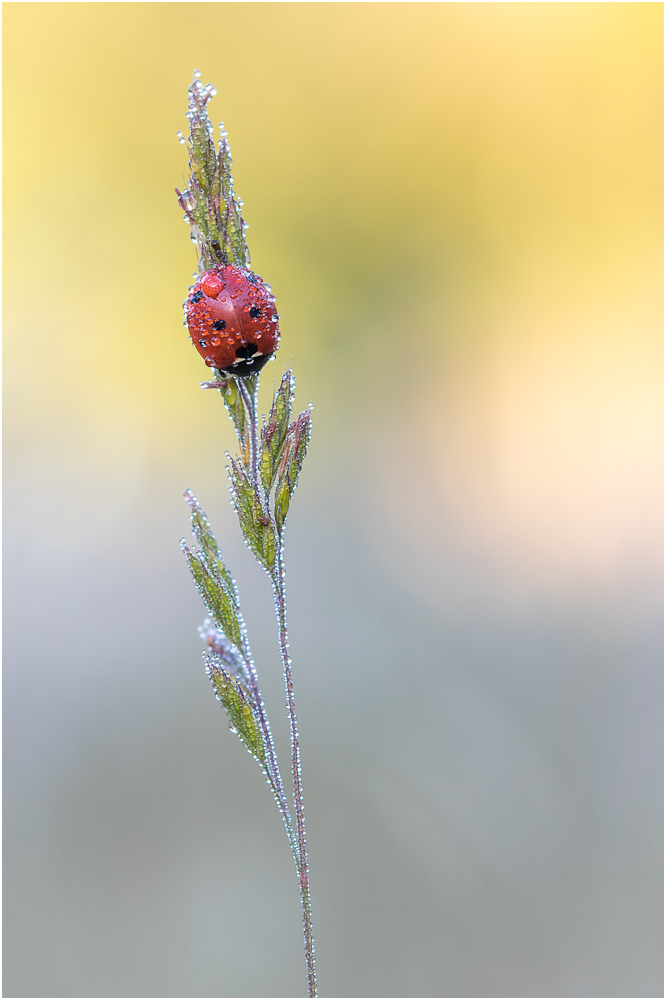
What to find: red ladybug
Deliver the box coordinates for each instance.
[186,264,280,376]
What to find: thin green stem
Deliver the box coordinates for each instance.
[242,654,300,864]
[237,375,317,997]
[264,766,300,866]
[230,380,300,864]
[237,378,259,484]
[272,551,317,998]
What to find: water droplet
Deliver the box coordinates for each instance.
[210,335,221,346]
[193,69,201,79]
[176,130,186,144]
[202,273,224,298]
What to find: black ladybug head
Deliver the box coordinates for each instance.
[235,343,258,359]
[220,352,273,377]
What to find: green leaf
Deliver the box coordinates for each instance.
[182,492,244,649]
[274,410,312,534]
[260,371,294,492]
[229,460,276,570]
[187,496,237,596]
[206,655,266,764]
[182,546,244,651]
[274,478,291,535]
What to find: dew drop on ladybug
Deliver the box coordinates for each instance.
[186,264,280,376]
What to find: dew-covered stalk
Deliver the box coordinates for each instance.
[272,551,316,996]
[237,378,259,482]
[176,72,317,997]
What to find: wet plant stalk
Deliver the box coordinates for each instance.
[272,556,317,998]
[239,377,317,997]
[241,643,300,866]
[237,379,259,483]
[179,73,317,997]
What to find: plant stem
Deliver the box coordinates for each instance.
[237,374,316,997]
[237,378,259,483]
[243,656,300,865]
[226,381,300,862]
[272,552,317,999]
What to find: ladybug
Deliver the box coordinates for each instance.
[186,264,280,376]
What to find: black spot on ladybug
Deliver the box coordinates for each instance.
[246,274,257,284]
[249,306,261,318]
[212,320,226,331]
[235,343,258,358]
[191,290,204,303]
[198,339,207,347]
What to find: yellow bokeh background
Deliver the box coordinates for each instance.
[5,2,661,592]
[4,4,662,998]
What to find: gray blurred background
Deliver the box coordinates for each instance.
[4,4,663,997]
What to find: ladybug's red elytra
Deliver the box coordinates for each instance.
[186,264,280,376]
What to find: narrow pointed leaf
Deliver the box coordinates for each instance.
[182,544,244,650]
[182,492,244,649]
[260,371,294,491]
[206,655,266,764]
[185,492,239,601]
[274,410,312,534]
[229,460,276,570]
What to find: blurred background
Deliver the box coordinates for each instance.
[3,4,662,998]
